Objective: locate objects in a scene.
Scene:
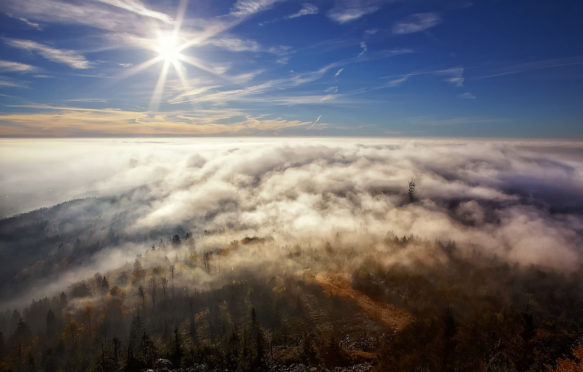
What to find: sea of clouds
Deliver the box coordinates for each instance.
[1,138,582,306]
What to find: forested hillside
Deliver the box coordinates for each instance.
[1,140,583,371]
[1,228,582,371]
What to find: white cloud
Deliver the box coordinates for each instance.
[249,93,340,105]
[97,0,173,23]
[308,114,322,129]
[393,12,441,34]
[18,17,41,30]
[358,41,367,57]
[202,35,290,57]
[3,0,167,35]
[406,116,500,126]
[276,56,290,64]
[0,79,28,88]
[289,3,319,19]
[458,92,476,100]
[381,66,464,89]
[0,60,37,73]
[207,37,261,52]
[335,67,344,77]
[65,98,108,103]
[328,0,383,24]
[5,39,90,69]
[230,0,280,17]
[476,57,583,79]
[437,67,464,87]
[168,61,344,105]
[2,139,583,305]
[230,70,265,84]
[3,139,582,276]
[386,74,411,87]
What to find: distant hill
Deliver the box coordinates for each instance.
[0,188,188,307]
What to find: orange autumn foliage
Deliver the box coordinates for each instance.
[547,342,583,372]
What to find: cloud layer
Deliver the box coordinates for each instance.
[1,139,582,306]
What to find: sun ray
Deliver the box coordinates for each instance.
[174,0,188,33]
[172,60,190,92]
[149,61,171,111]
[179,55,227,80]
[117,56,162,80]
[113,0,217,111]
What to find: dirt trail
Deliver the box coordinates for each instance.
[312,273,412,332]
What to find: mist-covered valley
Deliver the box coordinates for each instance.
[1,138,583,371]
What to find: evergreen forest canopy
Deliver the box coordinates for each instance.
[0,138,582,372]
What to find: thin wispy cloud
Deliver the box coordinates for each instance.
[65,98,108,103]
[205,36,290,57]
[0,60,37,73]
[407,116,502,126]
[393,12,441,34]
[308,114,322,129]
[358,41,367,57]
[207,37,261,52]
[17,17,41,30]
[172,61,342,104]
[2,0,167,35]
[0,105,313,136]
[386,73,411,87]
[477,57,583,79]
[166,47,410,107]
[276,56,290,64]
[97,0,173,23]
[0,0,579,138]
[245,93,340,105]
[4,39,90,69]
[458,92,476,99]
[230,69,265,84]
[382,66,463,89]
[0,79,28,88]
[325,86,339,93]
[437,66,464,87]
[328,0,383,24]
[169,82,273,105]
[288,3,318,19]
[231,0,280,17]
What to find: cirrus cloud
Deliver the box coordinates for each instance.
[393,12,441,34]
[4,39,90,69]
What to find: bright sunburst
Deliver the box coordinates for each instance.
[156,33,181,64]
[118,1,195,112]
[116,0,233,112]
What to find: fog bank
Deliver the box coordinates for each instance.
[1,138,582,307]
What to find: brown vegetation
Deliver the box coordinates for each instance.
[311,273,412,331]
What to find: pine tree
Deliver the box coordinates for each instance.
[126,315,144,371]
[172,327,183,367]
[249,308,265,369]
[46,310,56,337]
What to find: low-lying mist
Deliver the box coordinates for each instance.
[1,138,582,308]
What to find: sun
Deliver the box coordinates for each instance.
[144,29,193,111]
[118,0,198,112]
[156,33,181,64]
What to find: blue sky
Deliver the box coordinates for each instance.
[0,0,581,137]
